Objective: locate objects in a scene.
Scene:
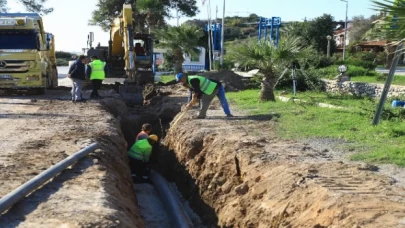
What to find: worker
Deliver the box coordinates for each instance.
[136,123,152,141]
[127,135,159,182]
[67,55,86,103]
[86,56,106,99]
[176,73,233,119]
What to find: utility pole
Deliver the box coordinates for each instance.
[341,0,348,61]
[207,0,212,71]
[220,0,225,68]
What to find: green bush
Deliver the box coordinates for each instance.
[349,52,376,62]
[55,51,74,59]
[335,59,377,70]
[56,58,69,66]
[300,49,335,69]
[274,68,323,91]
[375,52,387,66]
[316,65,378,79]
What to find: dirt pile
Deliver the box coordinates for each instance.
[163,107,405,227]
[200,70,246,92]
[0,93,143,227]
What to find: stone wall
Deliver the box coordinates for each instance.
[322,79,405,98]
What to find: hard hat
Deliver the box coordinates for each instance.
[149,134,158,141]
[176,73,184,82]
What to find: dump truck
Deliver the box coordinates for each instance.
[45,33,58,88]
[84,4,157,105]
[0,13,57,94]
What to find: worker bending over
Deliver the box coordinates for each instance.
[136,123,152,141]
[86,56,106,99]
[176,73,233,119]
[127,135,158,182]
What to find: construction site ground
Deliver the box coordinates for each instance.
[0,70,405,227]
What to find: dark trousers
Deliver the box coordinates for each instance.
[128,156,148,178]
[90,79,103,97]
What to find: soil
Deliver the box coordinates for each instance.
[0,90,143,227]
[162,93,405,227]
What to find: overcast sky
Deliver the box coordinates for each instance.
[8,0,376,52]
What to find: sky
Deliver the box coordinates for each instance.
[8,0,377,52]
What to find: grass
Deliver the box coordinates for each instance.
[349,75,405,86]
[158,75,175,83]
[227,89,405,167]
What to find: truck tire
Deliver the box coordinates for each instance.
[36,88,46,95]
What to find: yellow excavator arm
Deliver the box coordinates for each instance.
[110,4,136,82]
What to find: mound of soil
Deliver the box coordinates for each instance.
[0,95,143,227]
[200,70,246,92]
[163,107,405,227]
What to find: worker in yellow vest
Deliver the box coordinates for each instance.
[127,134,158,182]
[86,56,106,99]
[176,73,233,119]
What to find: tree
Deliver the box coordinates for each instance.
[371,0,405,40]
[308,14,336,54]
[227,36,307,101]
[370,0,405,68]
[0,0,53,14]
[155,24,203,73]
[349,15,380,43]
[280,15,336,55]
[89,0,198,32]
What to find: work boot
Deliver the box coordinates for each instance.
[227,114,234,118]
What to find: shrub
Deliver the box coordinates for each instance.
[375,52,387,66]
[349,52,376,62]
[274,68,323,91]
[316,65,378,79]
[335,59,377,70]
[56,58,69,66]
[301,49,335,69]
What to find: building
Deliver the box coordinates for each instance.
[153,47,207,72]
[333,22,352,52]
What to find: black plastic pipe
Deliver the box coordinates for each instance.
[149,170,194,228]
[0,143,99,214]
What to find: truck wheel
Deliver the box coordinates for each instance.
[36,88,46,95]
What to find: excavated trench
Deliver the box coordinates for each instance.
[99,94,211,227]
[99,90,405,228]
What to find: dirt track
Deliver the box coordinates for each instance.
[0,91,143,227]
[164,96,405,227]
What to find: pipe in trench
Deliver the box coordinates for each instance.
[149,170,194,228]
[0,142,99,214]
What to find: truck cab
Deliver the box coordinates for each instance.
[0,13,52,94]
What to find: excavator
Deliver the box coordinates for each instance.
[84,4,157,106]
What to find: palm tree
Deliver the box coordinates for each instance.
[155,24,204,73]
[371,0,405,68]
[227,36,307,101]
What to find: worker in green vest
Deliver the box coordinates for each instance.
[176,73,233,119]
[86,56,106,99]
[127,134,158,182]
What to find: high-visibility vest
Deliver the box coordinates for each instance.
[188,75,217,95]
[89,60,106,80]
[127,139,152,162]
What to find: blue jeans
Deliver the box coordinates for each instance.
[217,85,231,115]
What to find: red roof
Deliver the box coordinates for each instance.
[334,29,345,35]
[357,41,389,47]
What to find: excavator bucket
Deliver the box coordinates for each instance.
[119,82,144,106]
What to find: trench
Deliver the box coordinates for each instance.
[103,96,214,228]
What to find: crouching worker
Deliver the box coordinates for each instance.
[176,73,233,119]
[136,123,152,141]
[127,135,159,182]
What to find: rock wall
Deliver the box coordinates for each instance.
[322,79,405,98]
